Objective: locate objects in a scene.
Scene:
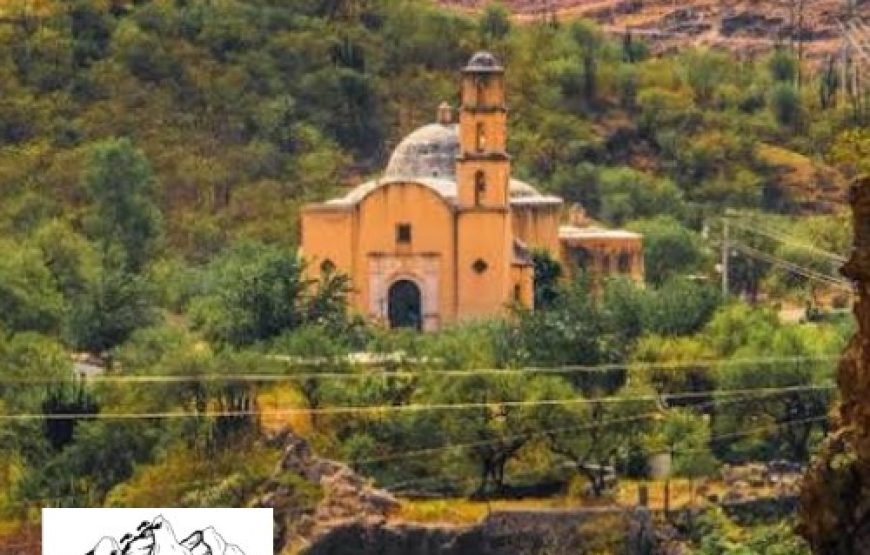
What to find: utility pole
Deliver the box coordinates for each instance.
[722,217,730,298]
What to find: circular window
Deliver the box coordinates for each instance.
[472,259,488,274]
[320,259,336,273]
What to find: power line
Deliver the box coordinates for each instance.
[0,384,835,422]
[354,388,832,467]
[378,413,830,492]
[727,218,847,263]
[0,396,786,510]
[2,355,841,384]
[687,415,828,453]
[731,241,853,292]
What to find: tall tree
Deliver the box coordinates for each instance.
[83,138,163,274]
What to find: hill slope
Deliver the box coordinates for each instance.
[442,0,867,62]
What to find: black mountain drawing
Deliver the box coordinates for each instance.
[85,515,246,555]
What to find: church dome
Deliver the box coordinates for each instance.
[380,109,553,202]
[384,123,460,180]
[464,51,503,73]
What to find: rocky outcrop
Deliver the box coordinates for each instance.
[256,431,668,554]
[304,507,662,555]
[253,430,401,552]
[799,177,870,554]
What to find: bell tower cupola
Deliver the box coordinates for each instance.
[456,51,510,209]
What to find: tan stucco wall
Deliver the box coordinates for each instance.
[455,208,514,320]
[456,159,511,207]
[300,208,354,278]
[302,181,529,328]
[561,237,645,284]
[460,73,506,110]
[355,182,458,326]
[511,264,535,309]
[512,204,562,256]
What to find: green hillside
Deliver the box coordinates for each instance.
[0,1,864,553]
[0,0,864,257]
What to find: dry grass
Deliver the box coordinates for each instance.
[757,144,817,185]
[395,496,585,525]
[257,385,312,435]
[394,478,783,526]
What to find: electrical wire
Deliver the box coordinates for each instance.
[731,241,853,291]
[378,413,830,492]
[727,218,848,263]
[3,355,841,384]
[0,391,833,509]
[0,383,836,422]
[354,388,832,467]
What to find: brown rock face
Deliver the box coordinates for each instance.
[252,431,400,552]
[799,177,870,554]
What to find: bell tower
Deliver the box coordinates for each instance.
[454,52,515,320]
[456,51,510,208]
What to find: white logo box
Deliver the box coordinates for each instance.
[42,507,273,555]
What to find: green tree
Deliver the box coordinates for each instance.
[598,168,685,226]
[68,257,156,355]
[423,374,576,497]
[682,50,730,106]
[641,278,720,337]
[20,421,160,507]
[702,305,840,461]
[626,217,708,284]
[32,220,99,301]
[545,388,653,496]
[631,335,717,407]
[191,244,307,347]
[0,240,66,335]
[770,83,801,128]
[508,277,607,369]
[664,410,718,483]
[768,48,798,83]
[190,244,353,347]
[532,250,563,310]
[479,3,511,45]
[0,332,70,413]
[569,21,604,104]
[83,138,163,273]
[41,381,99,452]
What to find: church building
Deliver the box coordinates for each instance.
[301,52,643,331]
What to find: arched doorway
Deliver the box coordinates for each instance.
[388,280,422,330]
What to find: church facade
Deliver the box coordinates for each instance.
[301,52,643,331]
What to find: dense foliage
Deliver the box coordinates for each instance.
[0,1,859,551]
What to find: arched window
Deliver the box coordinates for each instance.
[476,79,486,106]
[474,170,486,205]
[476,122,486,152]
